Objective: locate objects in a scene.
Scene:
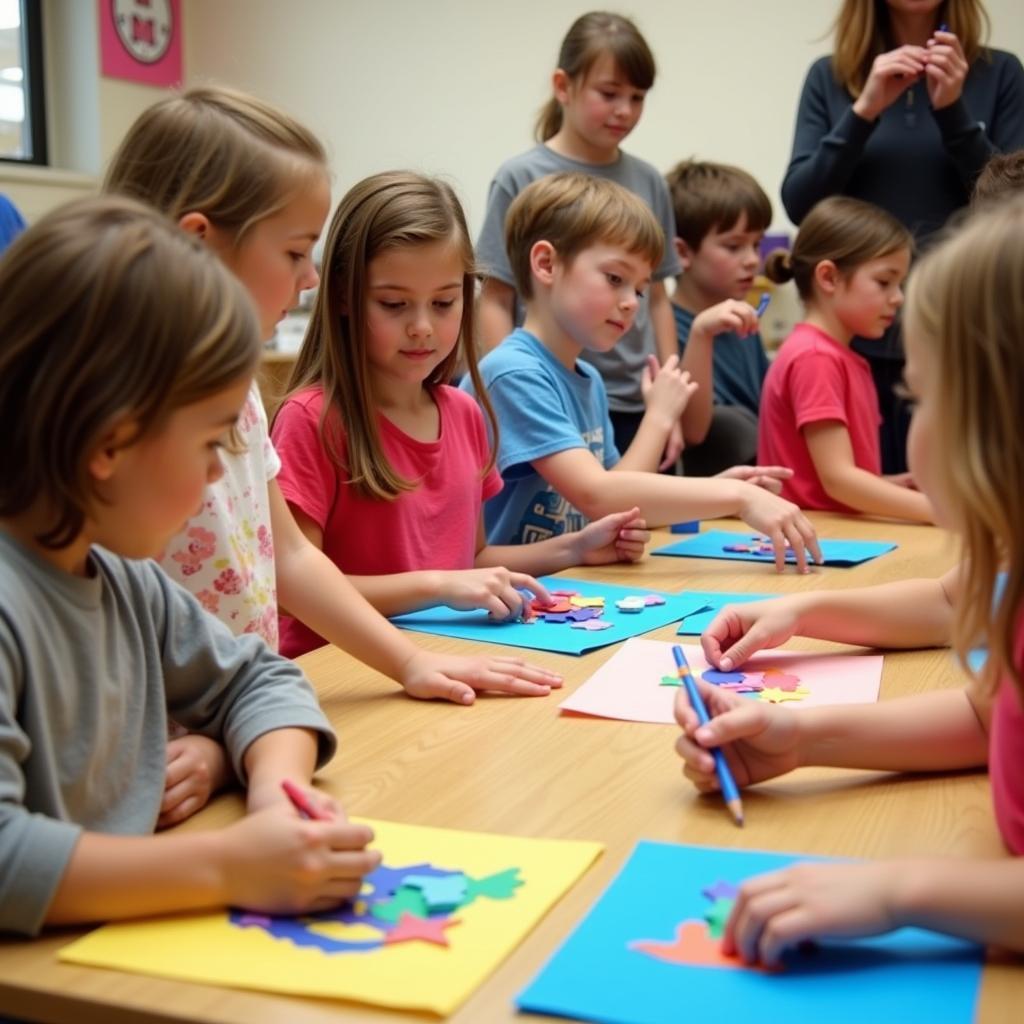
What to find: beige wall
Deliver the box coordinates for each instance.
[182,0,1024,235]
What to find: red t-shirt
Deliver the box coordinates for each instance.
[271,384,502,657]
[757,323,882,512]
[989,620,1024,854]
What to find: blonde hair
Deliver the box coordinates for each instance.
[536,11,655,142]
[505,172,665,299]
[832,0,989,96]
[764,195,912,301]
[667,159,773,251]
[904,196,1024,695]
[0,196,260,549]
[283,171,498,502]
[103,85,327,244]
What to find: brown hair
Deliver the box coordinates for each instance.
[971,149,1024,207]
[103,85,327,244]
[536,11,656,142]
[283,171,498,502]
[0,196,260,549]
[904,196,1024,695]
[505,172,665,299]
[764,195,912,301]
[667,159,773,251]
[831,0,989,96]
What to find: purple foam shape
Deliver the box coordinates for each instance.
[570,619,614,631]
[541,613,569,623]
[642,594,666,606]
[701,880,739,902]
[567,607,601,622]
[702,669,746,685]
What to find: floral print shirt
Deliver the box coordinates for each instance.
[159,384,280,649]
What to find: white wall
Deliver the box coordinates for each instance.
[183,0,1024,236]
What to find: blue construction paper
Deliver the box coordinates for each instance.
[518,842,982,1024]
[391,577,702,656]
[654,529,897,568]
[674,591,774,635]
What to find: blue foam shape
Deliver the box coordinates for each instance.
[670,520,701,534]
[654,529,897,568]
[673,591,775,635]
[391,577,701,656]
[518,841,983,1024]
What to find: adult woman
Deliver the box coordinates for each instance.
[781,0,1024,473]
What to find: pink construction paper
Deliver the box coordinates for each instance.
[99,0,183,88]
[558,638,883,724]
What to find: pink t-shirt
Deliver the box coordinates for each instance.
[272,384,502,657]
[989,619,1024,854]
[758,323,882,512]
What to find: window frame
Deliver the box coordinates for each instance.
[0,0,47,166]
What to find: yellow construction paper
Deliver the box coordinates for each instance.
[58,818,602,1016]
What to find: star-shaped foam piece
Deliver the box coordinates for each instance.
[566,606,601,622]
[642,594,666,606]
[571,618,614,631]
[371,886,428,923]
[615,596,645,613]
[569,595,605,608]
[659,674,681,687]
[465,868,524,901]
[702,879,739,902]
[759,686,810,704]
[704,898,734,939]
[384,912,461,947]
[702,669,746,685]
[403,873,468,914]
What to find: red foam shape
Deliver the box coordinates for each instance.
[384,912,461,947]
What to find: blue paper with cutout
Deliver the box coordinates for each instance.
[653,529,896,568]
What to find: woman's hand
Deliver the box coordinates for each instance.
[852,45,928,121]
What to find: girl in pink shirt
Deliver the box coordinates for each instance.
[759,196,934,522]
[676,196,1024,964]
[272,172,650,657]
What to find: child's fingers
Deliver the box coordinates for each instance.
[471,671,556,697]
[512,572,551,606]
[164,751,198,790]
[158,794,203,830]
[488,655,563,684]
[674,731,717,778]
[322,821,376,851]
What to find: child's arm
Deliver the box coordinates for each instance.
[478,278,516,352]
[702,566,961,670]
[804,421,935,522]
[676,300,760,445]
[615,354,697,472]
[651,281,678,366]
[533,447,822,571]
[725,855,1024,966]
[272,486,560,700]
[475,508,650,575]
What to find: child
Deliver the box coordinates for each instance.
[270,171,651,656]
[666,159,773,474]
[971,148,1024,208]
[104,88,562,748]
[465,172,821,572]
[759,196,934,522]
[0,197,379,936]
[676,196,1024,963]
[476,11,683,463]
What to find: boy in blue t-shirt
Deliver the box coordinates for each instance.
[666,160,773,475]
[462,172,820,572]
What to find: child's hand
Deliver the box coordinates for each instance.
[701,598,803,671]
[885,471,918,490]
[736,488,822,573]
[716,464,793,496]
[438,568,550,620]
[397,649,563,704]
[673,677,802,791]
[219,803,381,916]
[641,354,699,426]
[691,299,759,342]
[158,734,231,830]
[573,506,650,566]
[724,860,903,967]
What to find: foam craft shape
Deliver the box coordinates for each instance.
[392,577,701,656]
[58,819,602,1017]
[654,530,897,567]
[674,592,775,635]
[518,841,983,1024]
[559,638,883,724]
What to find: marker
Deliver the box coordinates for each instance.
[755,292,770,317]
[672,645,744,827]
[281,779,332,820]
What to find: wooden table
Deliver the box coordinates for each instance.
[1,515,1020,1023]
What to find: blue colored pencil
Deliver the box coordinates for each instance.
[755,292,771,317]
[672,645,744,827]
